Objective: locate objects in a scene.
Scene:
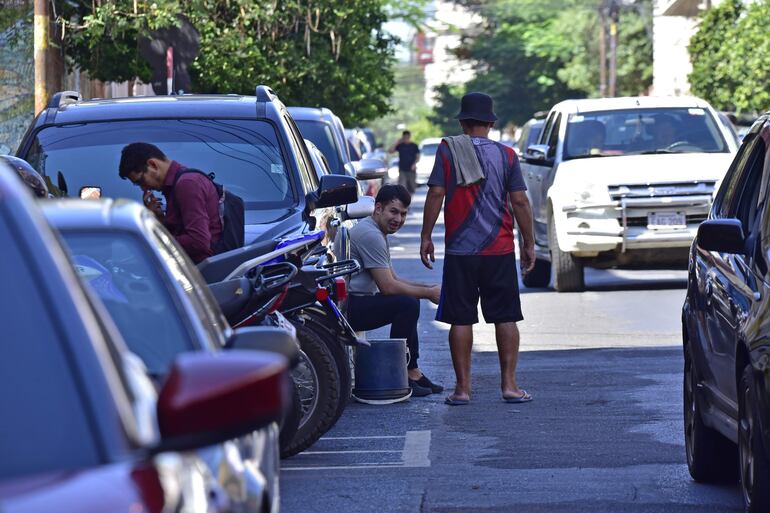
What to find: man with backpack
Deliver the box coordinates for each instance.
[119,142,244,263]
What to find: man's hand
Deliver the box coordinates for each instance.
[427,284,441,305]
[143,191,164,218]
[420,237,435,269]
[520,241,536,274]
[410,163,417,172]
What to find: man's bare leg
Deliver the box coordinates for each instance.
[448,324,473,401]
[495,321,526,399]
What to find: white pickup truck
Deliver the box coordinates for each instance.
[519,96,738,292]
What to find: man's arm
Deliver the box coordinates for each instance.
[509,190,535,273]
[175,178,214,262]
[388,139,402,153]
[370,267,440,304]
[420,185,445,269]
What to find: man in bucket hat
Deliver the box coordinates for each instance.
[420,92,536,406]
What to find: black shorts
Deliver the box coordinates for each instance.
[436,252,523,325]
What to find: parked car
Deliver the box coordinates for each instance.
[0,160,288,513]
[42,198,296,512]
[682,113,770,513]
[289,106,385,197]
[16,87,358,245]
[520,96,738,292]
[515,117,545,157]
[416,137,442,186]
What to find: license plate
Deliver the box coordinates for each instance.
[648,211,686,228]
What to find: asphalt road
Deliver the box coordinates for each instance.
[280,189,743,513]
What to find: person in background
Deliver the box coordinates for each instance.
[389,131,420,194]
[119,142,222,263]
[347,184,443,397]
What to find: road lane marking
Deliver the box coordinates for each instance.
[320,435,405,440]
[402,430,431,468]
[298,450,402,455]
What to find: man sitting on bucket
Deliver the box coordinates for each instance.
[347,184,443,397]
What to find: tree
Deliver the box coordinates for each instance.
[430,0,653,128]
[688,0,743,111]
[55,0,400,123]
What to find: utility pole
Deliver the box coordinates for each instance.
[33,0,48,113]
[599,3,607,97]
[608,0,619,98]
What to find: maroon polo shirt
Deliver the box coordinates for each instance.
[161,161,222,263]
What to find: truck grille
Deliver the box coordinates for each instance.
[608,181,716,200]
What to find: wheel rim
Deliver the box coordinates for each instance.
[740,380,755,506]
[684,355,696,466]
[291,349,319,430]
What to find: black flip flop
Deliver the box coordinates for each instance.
[445,396,470,406]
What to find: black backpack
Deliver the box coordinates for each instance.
[172,168,245,254]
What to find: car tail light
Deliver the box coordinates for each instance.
[131,465,165,513]
[315,286,330,302]
[334,277,347,302]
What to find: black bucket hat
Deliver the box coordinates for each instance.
[455,92,498,123]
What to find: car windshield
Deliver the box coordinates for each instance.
[296,120,344,175]
[24,119,294,209]
[421,143,440,157]
[563,108,728,160]
[60,231,195,377]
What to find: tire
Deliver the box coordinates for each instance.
[279,379,302,452]
[739,364,770,512]
[683,343,738,482]
[519,232,551,288]
[281,323,340,458]
[296,309,352,423]
[548,215,584,292]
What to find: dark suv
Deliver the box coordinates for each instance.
[682,113,770,512]
[16,87,348,244]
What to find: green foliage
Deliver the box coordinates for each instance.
[428,83,464,136]
[688,0,742,111]
[368,64,441,147]
[55,0,403,123]
[431,0,653,128]
[687,0,770,113]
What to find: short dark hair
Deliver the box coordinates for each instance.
[402,130,411,137]
[375,184,411,208]
[460,119,494,129]
[118,142,167,179]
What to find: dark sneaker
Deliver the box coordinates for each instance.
[408,379,432,397]
[416,375,444,394]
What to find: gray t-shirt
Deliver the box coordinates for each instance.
[349,216,390,295]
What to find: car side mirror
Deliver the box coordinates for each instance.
[227,326,300,368]
[354,158,387,180]
[697,219,745,254]
[154,351,288,453]
[344,195,375,220]
[307,174,358,210]
[524,144,554,167]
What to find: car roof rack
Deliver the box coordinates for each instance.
[256,85,277,118]
[42,91,82,124]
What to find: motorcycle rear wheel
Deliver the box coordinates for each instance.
[282,322,341,458]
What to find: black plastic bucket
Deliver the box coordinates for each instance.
[352,338,411,404]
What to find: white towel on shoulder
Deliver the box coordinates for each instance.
[442,135,485,186]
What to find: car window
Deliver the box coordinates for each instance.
[517,124,531,154]
[421,143,439,157]
[731,138,766,235]
[24,119,293,209]
[0,214,101,480]
[563,108,728,160]
[539,112,556,146]
[151,224,229,348]
[547,114,561,158]
[296,120,344,175]
[60,231,196,376]
[283,115,319,192]
[716,136,761,219]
